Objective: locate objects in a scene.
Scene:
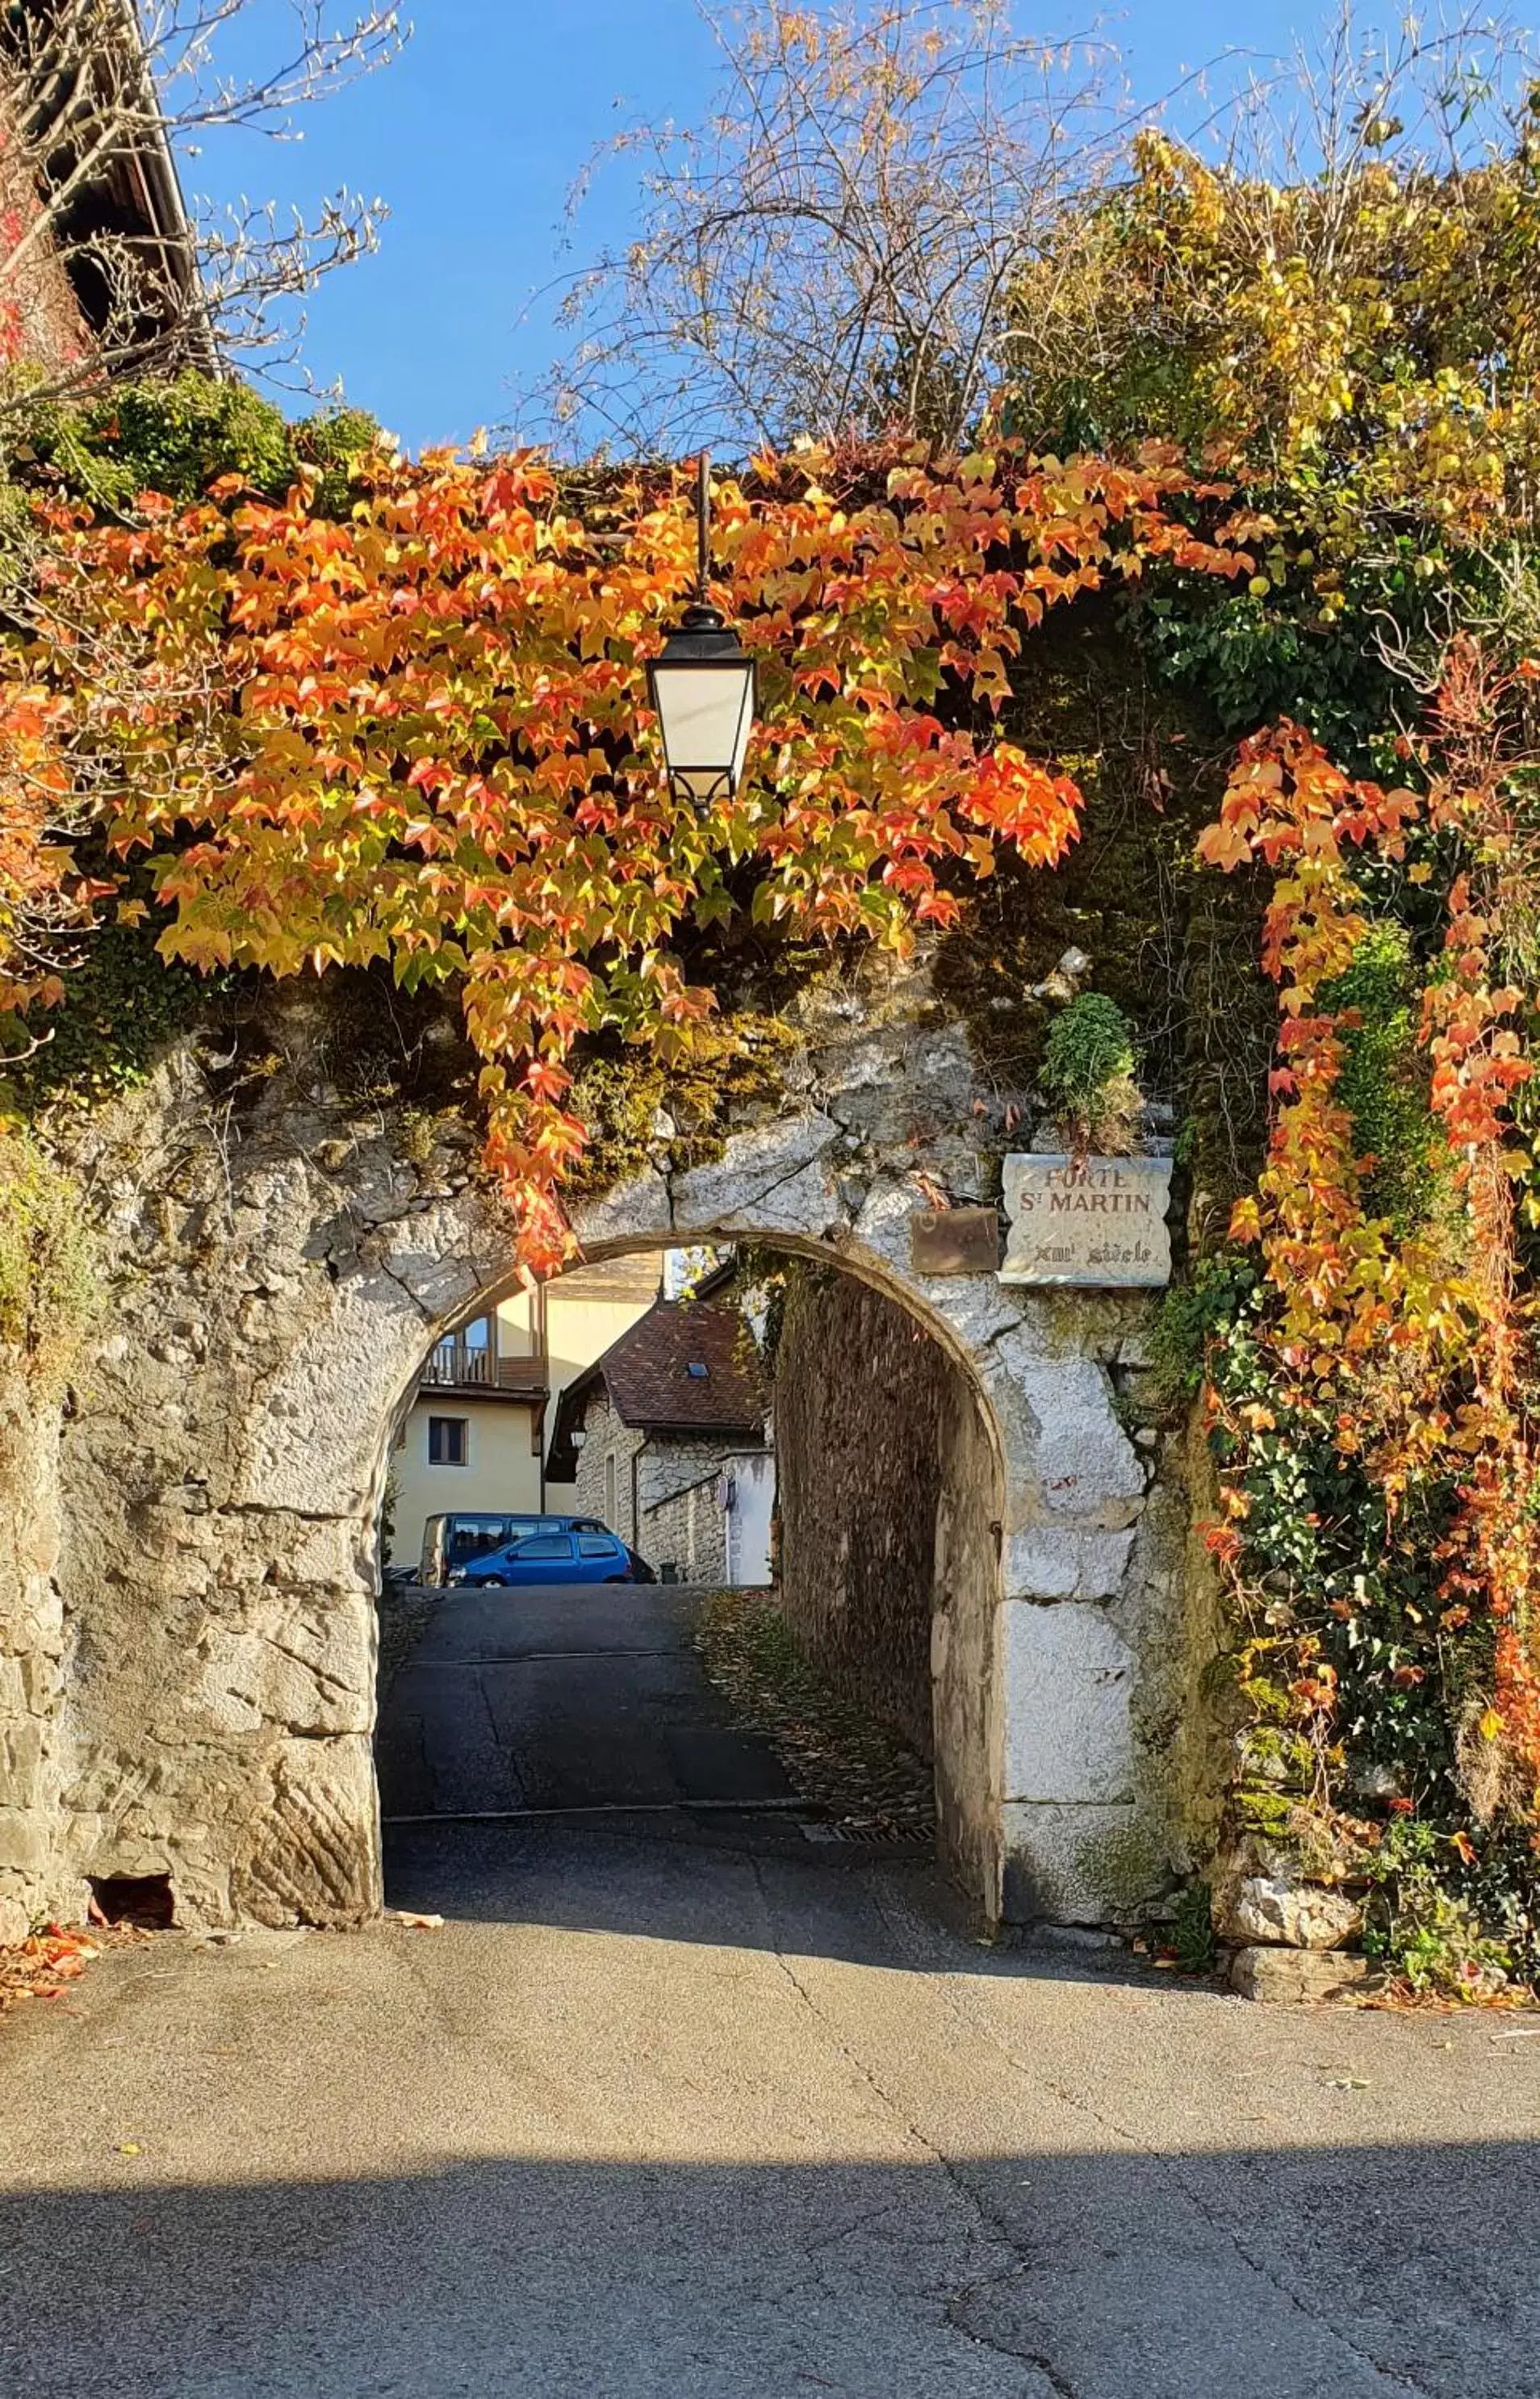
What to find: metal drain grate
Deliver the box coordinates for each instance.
[798,1819,935,1851]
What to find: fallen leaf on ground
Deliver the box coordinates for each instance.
[0,1926,111,2015]
[392,1911,445,1930]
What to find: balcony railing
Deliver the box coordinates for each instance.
[419,1342,546,1396]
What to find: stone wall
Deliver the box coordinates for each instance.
[571,1391,742,1583]
[636,1438,734,1585]
[571,1394,646,1547]
[774,1267,948,1761]
[0,1367,69,1942]
[0,955,1217,1936]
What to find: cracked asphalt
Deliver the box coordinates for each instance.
[1,1585,1536,2399]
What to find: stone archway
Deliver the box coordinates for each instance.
[465,1224,1009,1902]
[44,963,1195,1935]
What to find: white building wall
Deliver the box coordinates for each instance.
[725,1449,776,1587]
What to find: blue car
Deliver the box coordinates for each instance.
[460,1526,636,1586]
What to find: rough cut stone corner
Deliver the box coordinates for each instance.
[1228,1946,1372,2004]
[0,962,1220,1945]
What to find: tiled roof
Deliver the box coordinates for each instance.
[548,1300,766,1475]
[596,1300,767,1434]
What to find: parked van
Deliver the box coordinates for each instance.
[419,1510,605,1587]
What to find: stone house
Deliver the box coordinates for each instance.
[546,1297,774,1584]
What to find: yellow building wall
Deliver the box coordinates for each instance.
[387,1396,542,1569]
[492,1287,541,1359]
[543,1258,661,1494]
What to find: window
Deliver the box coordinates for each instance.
[579,1534,621,1558]
[444,1514,554,1563]
[428,1416,468,1466]
[462,1315,492,1352]
[515,1534,573,1561]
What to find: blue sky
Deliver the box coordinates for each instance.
[184,2,1354,452]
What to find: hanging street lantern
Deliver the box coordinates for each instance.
[645,451,756,808]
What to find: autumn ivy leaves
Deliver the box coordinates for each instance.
[2,408,1537,1975]
[0,438,1250,1266]
[1197,670,1540,1915]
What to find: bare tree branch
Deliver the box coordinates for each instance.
[0,0,405,418]
[528,0,1128,456]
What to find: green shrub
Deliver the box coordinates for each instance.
[1148,1252,1259,1412]
[1362,1820,1517,1999]
[1170,1879,1217,1971]
[1040,991,1143,1152]
[3,374,379,517]
[1322,922,1446,1234]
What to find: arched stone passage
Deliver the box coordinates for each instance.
[458,1225,1010,1902]
[45,965,1198,1934]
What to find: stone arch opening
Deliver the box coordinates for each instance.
[43,965,1191,1945]
[373,1227,1010,1910]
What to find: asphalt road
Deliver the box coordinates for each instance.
[374,1582,797,1822]
[1,1585,1537,2399]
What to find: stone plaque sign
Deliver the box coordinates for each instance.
[999,1153,1174,1288]
[910,1204,1001,1277]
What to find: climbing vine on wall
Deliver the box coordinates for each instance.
[997,80,1540,1998]
[6,56,1540,1999]
[0,435,1252,1268]
[1196,659,1540,1994]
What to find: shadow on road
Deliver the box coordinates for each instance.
[375,1583,796,1821]
[375,1582,1141,1986]
[6,2142,1536,2398]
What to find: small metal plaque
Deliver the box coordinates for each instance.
[999,1154,1173,1288]
[910,1205,1001,1277]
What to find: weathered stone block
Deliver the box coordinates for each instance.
[1002,1600,1136,1803]
[196,1610,372,1740]
[1015,1357,1146,1521]
[1220,1874,1364,1952]
[922,1275,1023,1354]
[672,1112,841,1236]
[0,1807,51,1875]
[229,1736,380,1928]
[1001,1799,1168,1924]
[1,1717,47,1796]
[1228,1945,1371,2003]
[1002,1527,1136,1604]
[571,1168,672,1250]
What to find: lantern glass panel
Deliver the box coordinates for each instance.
[650,659,755,804]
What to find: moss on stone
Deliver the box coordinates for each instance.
[0,1128,96,1386]
[1232,1787,1298,1840]
[1074,1813,1169,1915]
[565,1013,801,1195]
[1237,1723,1316,1789]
